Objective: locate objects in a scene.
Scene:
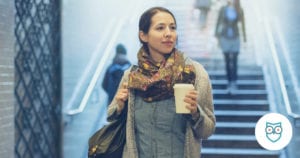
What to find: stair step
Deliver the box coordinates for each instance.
[215,110,266,122]
[213,85,266,90]
[207,70,264,80]
[213,90,267,100]
[211,76,264,80]
[215,122,255,135]
[217,122,256,127]
[212,80,266,90]
[204,65,262,69]
[207,69,263,76]
[214,100,269,111]
[207,134,256,141]
[201,148,280,158]
[203,135,261,148]
[195,58,261,67]
[212,80,265,84]
[213,89,266,94]
[215,110,267,116]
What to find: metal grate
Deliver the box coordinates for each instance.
[14,0,61,157]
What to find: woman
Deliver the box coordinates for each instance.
[215,0,247,93]
[107,6,215,158]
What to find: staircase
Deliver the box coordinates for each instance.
[197,59,280,158]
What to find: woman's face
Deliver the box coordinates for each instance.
[139,11,177,61]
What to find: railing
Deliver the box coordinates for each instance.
[65,18,125,116]
[264,17,300,127]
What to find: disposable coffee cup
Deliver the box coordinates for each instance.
[173,83,194,113]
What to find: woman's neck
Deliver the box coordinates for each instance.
[150,53,164,63]
[148,49,174,63]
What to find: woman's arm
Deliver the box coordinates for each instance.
[191,61,216,139]
[215,6,224,38]
[107,68,131,121]
[239,8,247,42]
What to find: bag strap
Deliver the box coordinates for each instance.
[130,65,138,72]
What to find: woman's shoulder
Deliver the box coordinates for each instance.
[175,50,208,75]
[192,61,208,77]
[123,65,137,75]
[183,54,207,73]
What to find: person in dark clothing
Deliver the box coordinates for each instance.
[215,0,246,93]
[102,44,131,103]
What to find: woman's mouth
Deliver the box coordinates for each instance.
[162,41,174,46]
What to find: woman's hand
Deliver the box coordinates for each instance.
[184,90,199,114]
[115,83,129,114]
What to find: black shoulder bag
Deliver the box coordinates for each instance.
[88,65,137,158]
[88,103,127,158]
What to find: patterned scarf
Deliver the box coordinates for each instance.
[128,47,196,102]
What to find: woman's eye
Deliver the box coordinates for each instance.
[171,26,177,30]
[157,26,164,30]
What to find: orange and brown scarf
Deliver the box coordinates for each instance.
[128,47,196,102]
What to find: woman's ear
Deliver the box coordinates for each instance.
[139,31,148,43]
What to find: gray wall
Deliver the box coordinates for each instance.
[0,0,14,157]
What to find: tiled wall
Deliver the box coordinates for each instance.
[0,0,14,157]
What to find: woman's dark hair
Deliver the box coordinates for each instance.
[138,7,177,51]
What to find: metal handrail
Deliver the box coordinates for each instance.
[265,18,300,121]
[65,18,124,115]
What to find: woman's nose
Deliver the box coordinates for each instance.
[164,27,172,37]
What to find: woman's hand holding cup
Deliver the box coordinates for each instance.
[184,90,198,114]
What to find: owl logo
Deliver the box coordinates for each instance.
[265,122,282,143]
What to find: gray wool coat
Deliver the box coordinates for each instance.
[107,55,216,158]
